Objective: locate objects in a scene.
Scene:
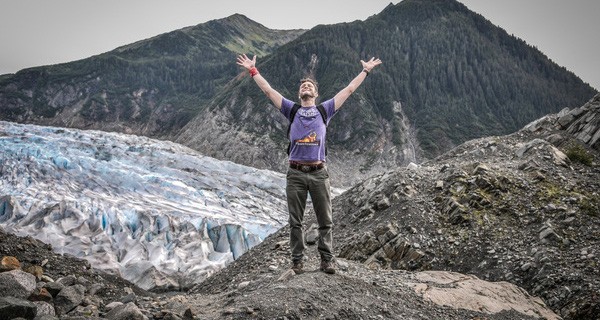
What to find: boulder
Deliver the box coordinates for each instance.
[54,284,86,315]
[32,301,55,317]
[409,271,559,320]
[104,301,147,320]
[0,256,21,271]
[0,296,37,320]
[0,269,36,299]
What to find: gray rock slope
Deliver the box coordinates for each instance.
[193,94,600,319]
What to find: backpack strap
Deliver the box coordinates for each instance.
[287,104,302,155]
[287,103,328,155]
[315,104,328,155]
[287,104,302,136]
[316,104,327,126]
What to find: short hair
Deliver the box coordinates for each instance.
[299,78,318,93]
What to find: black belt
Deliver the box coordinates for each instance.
[289,162,325,173]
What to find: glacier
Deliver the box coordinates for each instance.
[0,121,288,290]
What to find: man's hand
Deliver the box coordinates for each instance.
[361,57,382,72]
[236,54,256,70]
[236,53,283,109]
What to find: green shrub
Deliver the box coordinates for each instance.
[565,143,593,166]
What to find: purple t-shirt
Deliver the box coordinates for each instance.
[281,97,337,162]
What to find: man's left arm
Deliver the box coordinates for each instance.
[333,57,382,111]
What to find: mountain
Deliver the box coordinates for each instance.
[0,14,304,140]
[0,120,289,291]
[0,0,597,188]
[177,0,597,186]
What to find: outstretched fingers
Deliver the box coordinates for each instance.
[236,54,256,69]
[236,54,248,66]
[369,57,382,66]
[361,57,382,71]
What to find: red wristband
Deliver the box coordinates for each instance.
[249,67,259,77]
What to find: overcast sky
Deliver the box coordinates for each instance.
[0,0,598,90]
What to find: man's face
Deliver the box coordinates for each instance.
[299,81,318,100]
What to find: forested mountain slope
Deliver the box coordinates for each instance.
[1,0,595,186]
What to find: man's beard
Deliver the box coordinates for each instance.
[300,92,315,100]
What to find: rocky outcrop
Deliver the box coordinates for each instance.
[562,93,600,150]
[409,271,559,320]
[325,94,600,319]
[0,228,153,318]
[188,224,559,320]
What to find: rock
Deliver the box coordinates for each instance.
[42,281,64,298]
[0,256,21,271]
[104,302,147,320]
[277,269,296,282]
[120,292,137,304]
[375,196,391,210]
[222,307,237,315]
[183,307,194,320]
[56,275,77,287]
[105,301,124,311]
[305,226,319,245]
[407,162,419,170]
[515,138,546,158]
[336,259,349,271]
[0,296,37,320]
[539,226,562,244]
[54,284,86,315]
[88,283,105,296]
[32,301,55,317]
[22,265,43,280]
[557,113,576,128]
[0,269,36,299]
[163,311,183,320]
[410,271,559,319]
[443,198,470,225]
[364,235,424,270]
[520,262,533,272]
[69,304,100,318]
[473,163,490,175]
[28,287,53,302]
[273,240,287,250]
[548,145,570,167]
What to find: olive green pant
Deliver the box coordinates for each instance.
[286,167,333,263]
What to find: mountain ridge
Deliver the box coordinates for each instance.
[0,14,304,139]
[0,0,596,189]
[175,0,597,186]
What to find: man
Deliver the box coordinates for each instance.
[236,53,382,274]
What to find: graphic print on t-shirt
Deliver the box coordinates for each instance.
[299,107,320,118]
[295,131,320,146]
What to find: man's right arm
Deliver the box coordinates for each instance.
[252,73,283,110]
[237,54,283,110]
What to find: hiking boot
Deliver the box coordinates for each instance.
[291,261,304,274]
[320,260,336,274]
